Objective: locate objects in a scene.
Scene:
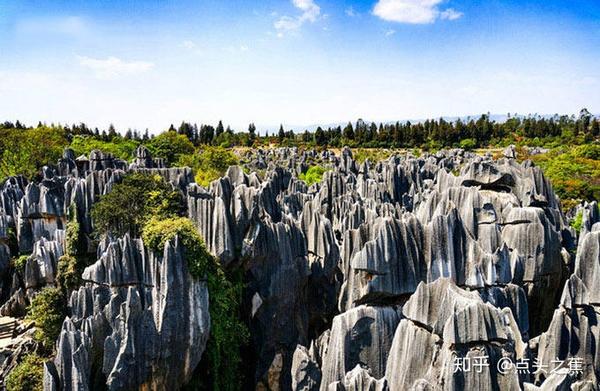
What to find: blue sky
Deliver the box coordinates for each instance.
[0,0,599,133]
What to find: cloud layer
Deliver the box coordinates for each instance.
[373,0,462,24]
[274,0,321,36]
[78,56,154,79]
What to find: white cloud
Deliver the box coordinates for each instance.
[440,8,463,20]
[240,45,249,52]
[385,29,396,36]
[274,0,321,35]
[77,56,154,79]
[373,0,462,24]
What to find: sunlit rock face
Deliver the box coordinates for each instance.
[44,234,210,390]
[0,146,591,391]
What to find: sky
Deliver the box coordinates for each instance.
[0,0,599,133]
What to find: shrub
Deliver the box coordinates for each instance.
[56,255,81,292]
[145,131,195,165]
[5,353,44,391]
[70,135,139,161]
[299,165,328,186]
[189,147,239,187]
[459,138,477,150]
[91,173,183,237]
[142,217,248,391]
[26,288,66,350]
[13,255,29,273]
[571,210,583,233]
[142,217,214,277]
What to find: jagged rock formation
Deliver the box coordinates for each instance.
[0,145,595,390]
[44,234,210,390]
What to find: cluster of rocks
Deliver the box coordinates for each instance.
[0,144,596,390]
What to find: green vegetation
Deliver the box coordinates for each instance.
[91,173,183,237]
[299,166,329,186]
[459,138,477,150]
[26,287,66,350]
[0,125,68,181]
[13,255,29,273]
[184,147,239,187]
[70,135,140,161]
[142,217,248,391]
[527,144,600,210]
[353,148,395,164]
[571,211,584,233]
[5,353,44,391]
[56,255,81,292]
[145,130,195,165]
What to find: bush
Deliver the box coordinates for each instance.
[13,255,29,273]
[145,131,195,165]
[56,255,81,292]
[70,135,139,161]
[5,353,44,391]
[571,210,583,233]
[0,126,68,181]
[91,173,183,237]
[188,147,239,187]
[460,138,477,150]
[299,165,328,186]
[26,288,66,350]
[142,217,248,391]
[142,217,214,277]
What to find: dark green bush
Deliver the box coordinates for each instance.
[91,173,183,237]
[26,288,66,350]
[145,131,195,165]
[5,353,44,391]
[56,255,81,292]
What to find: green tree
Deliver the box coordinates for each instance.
[145,131,195,165]
[91,173,184,237]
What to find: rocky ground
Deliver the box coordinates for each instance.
[0,145,598,390]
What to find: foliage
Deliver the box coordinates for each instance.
[204,268,248,391]
[299,165,329,186]
[142,217,248,391]
[353,148,395,164]
[571,211,583,233]
[142,217,214,277]
[65,205,86,256]
[530,146,600,205]
[187,147,239,187]
[26,287,66,350]
[56,255,82,292]
[91,173,183,237]
[0,126,68,181]
[459,138,477,150]
[5,353,44,391]
[70,135,140,161]
[145,131,195,165]
[13,255,29,273]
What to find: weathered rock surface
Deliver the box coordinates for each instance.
[44,234,210,390]
[0,146,593,390]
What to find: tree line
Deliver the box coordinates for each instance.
[2,109,599,151]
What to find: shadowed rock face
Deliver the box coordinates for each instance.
[0,146,591,390]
